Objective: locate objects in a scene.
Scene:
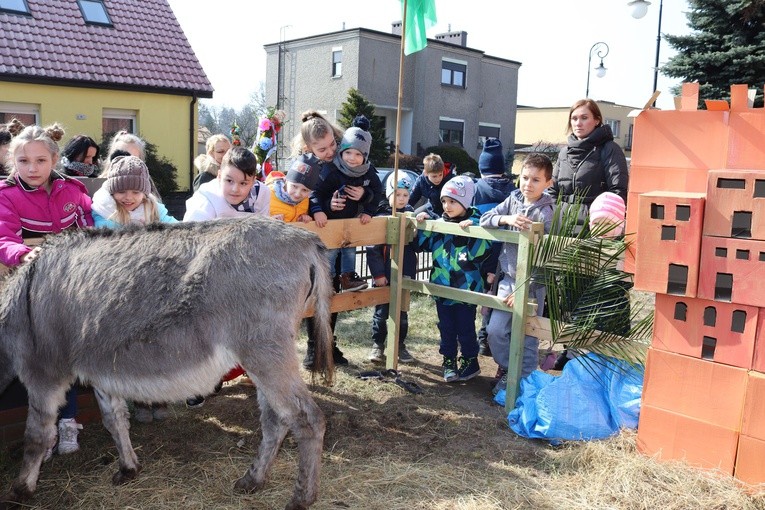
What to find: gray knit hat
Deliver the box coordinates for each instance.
[440,175,475,211]
[339,127,372,163]
[105,155,152,196]
[286,153,322,190]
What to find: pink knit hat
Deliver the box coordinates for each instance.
[589,192,626,235]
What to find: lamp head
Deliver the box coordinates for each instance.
[595,61,607,78]
[628,0,651,19]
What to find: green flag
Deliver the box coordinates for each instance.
[401,0,437,55]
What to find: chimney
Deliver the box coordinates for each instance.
[435,30,468,47]
[391,21,402,36]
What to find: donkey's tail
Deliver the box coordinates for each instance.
[308,245,335,385]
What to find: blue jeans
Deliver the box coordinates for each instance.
[60,386,78,420]
[435,301,479,359]
[327,247,356,276]
[371,303,408,347]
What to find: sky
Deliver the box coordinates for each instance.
[166,0,693,112]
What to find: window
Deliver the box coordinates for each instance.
[478,124,500,149]
[624,124,633,151]
[0,102,38,126]
[102,109,137,136]
[0,0,30,15]
[441,59,466,88]
[605,119,620,138]
[331,49,342,77]
[77,0,112,26]
[439,119,464,146]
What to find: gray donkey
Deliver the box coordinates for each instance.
[0,216,335,510]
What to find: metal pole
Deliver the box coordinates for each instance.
[652,0,663,106]
[586,42,609,98]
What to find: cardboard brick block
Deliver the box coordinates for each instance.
[697,236,765,307]
[637,405,739,474]
[628,166,710,196]
[735,435,765,485]
[633,192,705,296]
[752,309,765,373]
[741,371,765,439]
[641,349,748,430]
[727,112,765,169]
[679,82,700,111]
[652,294,758,369]
[704,169,765,241]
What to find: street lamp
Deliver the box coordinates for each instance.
[586,42,610,98]
[628,0,663,99]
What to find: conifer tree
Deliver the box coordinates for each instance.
[663,0,765,107]
[338,88,389,166]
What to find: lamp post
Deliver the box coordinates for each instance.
[628,0,663,100]
[586,42,610,98]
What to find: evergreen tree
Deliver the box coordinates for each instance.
[663,0,765,107]
[338,88,389,166]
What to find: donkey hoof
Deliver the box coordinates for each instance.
[284,500,310,510]
[233,472,264,493]
[111,466,141,485]
[1,485,32,508]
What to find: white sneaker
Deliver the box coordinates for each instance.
[57,418,82,455]
[368,345,385,362]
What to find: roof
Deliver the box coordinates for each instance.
[0,0,213,97]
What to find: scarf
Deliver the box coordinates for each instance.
[442,208,472,223]
[333,153,369,178]
[273,179,300,206]
[564,124,614,169]
[61,157,100,177]
[232,183,261,213]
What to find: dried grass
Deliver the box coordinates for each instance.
[2,294,763,509]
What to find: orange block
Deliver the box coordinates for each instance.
[634,192,705,296]
[704,169,765,241]
[652,294,758,369]
[630,110,729,170]
[727,112,765,169]
[679,82,700,111]
[637,405,739,474]
[741,371,765,439]
[697,236,765,307]
[735,435,765,485]
[752,310,765,373]
[628,166,710,195]
[730,84,751,112]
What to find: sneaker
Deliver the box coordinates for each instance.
[478,338,492,357]
[442,357,459,383]
[133,404,154,423]
[339,272,368,292]
[152,404,170,421]
[332,343,349,365]
[458,356,481,381]
[368,345,385,363]
[186,396,205,408]
[303,342,316,369]
[57,418,82,455]
[398,346,415,364]
[492,368,508,396]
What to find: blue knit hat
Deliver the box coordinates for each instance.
[478,138,505,175]
[386,173,414,198]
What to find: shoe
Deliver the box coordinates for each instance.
[458,356,481,381]
[478,338,492,357]
[152,404,170,421]
[552,350,570,371]
[57,418,82,455]
[442,356,459,383]
[303,342,316,369]
[398,346,415,364]
[339,272,368,292]
[492,368,508,396]
[133,404,153,423]
[368,345,385,363]
[186,396,205,408]
[332,343,349,365]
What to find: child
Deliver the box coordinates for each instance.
[106,131,145,161]
[60,135,101,177]
[416,175,494,382]
[0,123,94,457]
[479,154,555,395]
[367,175,417,364]
[0,118,24,176]
[409,153,453,219]
[193,133,231,191]
[184,146,270,221]
[268,153,321,223]
[309,123,383,292]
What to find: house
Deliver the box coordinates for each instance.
[513,101,637,173]
[0,0,213,191]
[263,23,521,167]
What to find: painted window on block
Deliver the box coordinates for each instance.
[731,310,747,333]
[703,306,717,327]
[675,205,691,221]
[673,302,687,321]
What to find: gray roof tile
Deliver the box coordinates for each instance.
[0,0,213,97]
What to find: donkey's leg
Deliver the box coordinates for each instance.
[1,384,64,506]
[92,388,141,484]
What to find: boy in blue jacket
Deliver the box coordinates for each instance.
[409,153,453,219]
[416,175,495,382]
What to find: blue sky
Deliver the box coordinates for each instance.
[167,0,692,111]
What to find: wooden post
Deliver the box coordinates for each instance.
[385,214,409,369]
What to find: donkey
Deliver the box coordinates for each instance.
[0,216,335,510]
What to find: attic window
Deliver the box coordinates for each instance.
[0,0,30,15]
[78,0,112,26]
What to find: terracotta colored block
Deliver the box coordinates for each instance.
[679,82,700,111]
[705,100,729,111]
[642,349,747,430]
[697,236,765,307]
[637,405,738,474]
[741,371,765,439]
[727,112,765,169]
[735,435,765,485]
[624,191,640,274]
[730,84,751,112]
[634,192,705,296]
[630,110,729,169]
[704,169,765,240]
[652,294,758,368]
[752,309,765,373]
[628,166,710,195]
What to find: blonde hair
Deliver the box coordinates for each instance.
[112,194,160,226]
[0,118,25,145]
[205,134,230,155]
[290,110,343,157]
[108,131,146,160]
[9,124,65,166]
[422,153,444,175]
